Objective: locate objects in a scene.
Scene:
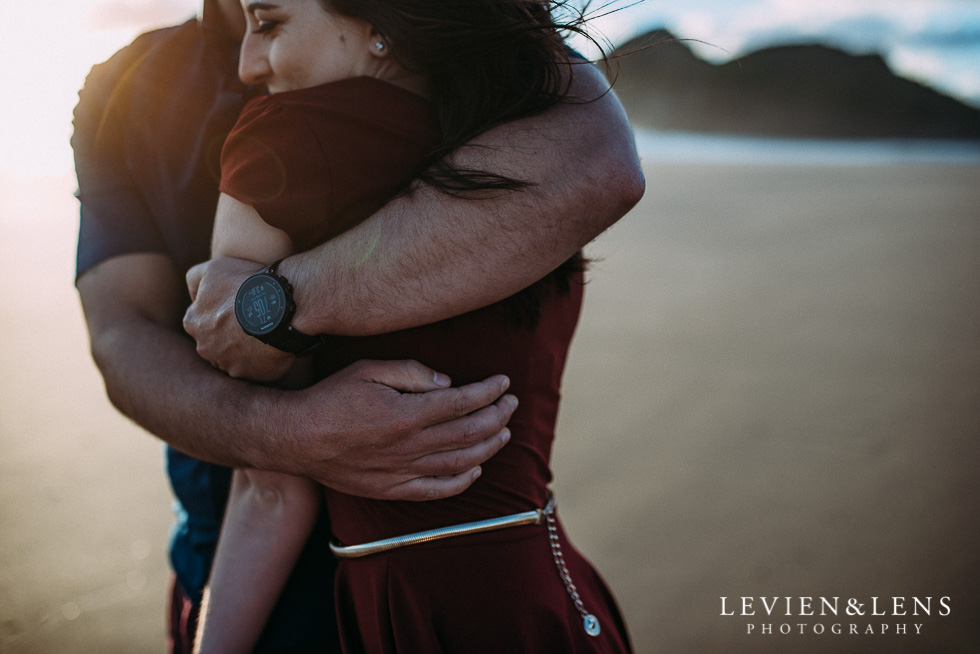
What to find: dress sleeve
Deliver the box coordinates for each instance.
[218,81,439,252]
[219,97,338,251]
[73,35,168,281]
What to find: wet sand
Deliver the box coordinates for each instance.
[1,162,978,652]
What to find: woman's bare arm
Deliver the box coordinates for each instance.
[195,471,321,654]
[194,196,320,652]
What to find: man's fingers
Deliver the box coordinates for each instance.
[323,396,515,500]
[387,467,484,502]
[355,359,456,393]
[300,368,515,501]
[410,374,512,425]
[410,424,512,478]
[418,394,518,450]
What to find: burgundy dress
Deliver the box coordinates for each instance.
[221,76,632,653]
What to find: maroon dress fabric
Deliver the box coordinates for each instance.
[220,77,439,251]
[220,77,632,653]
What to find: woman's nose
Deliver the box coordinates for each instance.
[238,33,270,86]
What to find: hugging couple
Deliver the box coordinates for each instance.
[74,0,643,651]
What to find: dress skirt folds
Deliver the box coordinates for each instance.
[334,521,632,653]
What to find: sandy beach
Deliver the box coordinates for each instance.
[1,160,978,653]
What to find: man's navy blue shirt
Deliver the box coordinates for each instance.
[72,14,337,650]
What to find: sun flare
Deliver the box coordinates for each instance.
[0,1,196,177]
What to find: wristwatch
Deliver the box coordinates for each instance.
[234,260,325,356]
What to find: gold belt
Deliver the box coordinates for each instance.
[328,492,602,637]
[329,493,556,559]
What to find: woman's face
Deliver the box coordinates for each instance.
[239,0,380,93]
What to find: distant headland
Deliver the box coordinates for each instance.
[609,29,980,140]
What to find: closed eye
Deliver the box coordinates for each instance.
[245,2,284,35]
[254,19,281,35]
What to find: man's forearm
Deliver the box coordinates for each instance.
[284,64,644,337]
[89,306,283,469]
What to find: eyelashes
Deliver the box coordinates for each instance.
[253,19,281,35]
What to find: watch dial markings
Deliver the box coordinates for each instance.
[235,276,288,335]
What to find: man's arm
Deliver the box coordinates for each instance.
[294,63,644,334]
[77,253,515,499]
[184,63,643,375]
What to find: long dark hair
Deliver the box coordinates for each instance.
[324,0,598,323]
[323,0,598,193]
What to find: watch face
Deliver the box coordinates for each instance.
[235,274,289,336]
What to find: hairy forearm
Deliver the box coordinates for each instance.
[89,311,288,469]
[284,64,644,337]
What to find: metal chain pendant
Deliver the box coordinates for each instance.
[545,506,601,637]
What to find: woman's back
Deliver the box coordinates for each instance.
[318,269,585,543]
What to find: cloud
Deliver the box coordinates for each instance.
[891,43,980,105]
[951,69,980,103]
[908,23,980,48]
[588,0,980,106]
[890,47,948,82]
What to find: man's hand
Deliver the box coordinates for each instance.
[274,359,517,500]
[184,256,294,382]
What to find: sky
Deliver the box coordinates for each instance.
[583,0,980,104]
[1,0,978,177]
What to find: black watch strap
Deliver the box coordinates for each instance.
[267,324,325,357]
[263,260,324,356]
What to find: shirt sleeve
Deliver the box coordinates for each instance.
[72,34,168,281]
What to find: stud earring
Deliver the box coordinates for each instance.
[375,41,385,52]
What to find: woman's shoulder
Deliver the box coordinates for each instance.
[241,77,433,128]
[228,77,439,183]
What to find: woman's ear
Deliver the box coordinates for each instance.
[368,28,389,58]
